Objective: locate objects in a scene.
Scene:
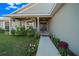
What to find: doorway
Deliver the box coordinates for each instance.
[40,22,48,33]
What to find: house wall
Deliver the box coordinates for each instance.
[49,3,79,55]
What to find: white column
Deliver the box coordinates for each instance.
[9,17,12,35]
[37,17,40,32]
[3,21,5,29]
[25,20,27,29]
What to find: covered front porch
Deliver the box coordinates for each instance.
[4,3,55,35]
[9,16,51,35]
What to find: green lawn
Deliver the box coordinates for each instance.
[0,33,39,56]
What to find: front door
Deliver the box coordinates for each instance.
[40,22,48,32]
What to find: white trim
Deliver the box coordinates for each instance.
[37,17,40,32]
[50,3,63,16]
[18,4,38,14]
[3,21,5,29]
[9,17,11,35]
[11,3,30,14]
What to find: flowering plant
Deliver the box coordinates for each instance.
[58,41,68,49]
[58,41,69,56]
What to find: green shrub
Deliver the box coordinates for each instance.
[0,27,5,33]
[11,26,37,37]
[5,26,9,31]
[34,32,40,39]
[20,26,26,35]
[53,37,60,47]
[15,27,20,35]
[49,34,60,47]
[26,26,35,37]
[59,48,69,56]
[11,29,15,35]
[15,26,27,36]
[58,41,69,56]
[49,33,53,39]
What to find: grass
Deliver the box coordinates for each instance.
[0,33,39,56]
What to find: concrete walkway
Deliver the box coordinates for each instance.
[36,36,60,56]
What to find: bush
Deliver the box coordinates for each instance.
[11,29,15,35]
[0,27,5,33]
[34,32,40,39]
[15,26,27,36]
[20,26,27,35]
[49,34,74,56]
[49,34,60,46]
[58,41,68,49]
[26,26,35,37]
[58,41,69,56]
[11,26,37,37]
[53,37,60,47]
[5,26,9,31]
[49,33,53,39]
[59,48,69,56]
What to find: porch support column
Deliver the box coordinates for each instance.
[25,20,27,29]
[25,21,26,29]
[37,17,40,32]
[3,21,5,29]
[9,17,12,35]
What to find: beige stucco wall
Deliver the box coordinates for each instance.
[49,3,79,55]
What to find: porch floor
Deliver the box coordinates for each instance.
[36,36,60,56]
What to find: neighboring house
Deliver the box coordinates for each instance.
[5,3,79,55]
[0,17,9,31]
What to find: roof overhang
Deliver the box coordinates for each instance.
[4,3,63,18]
[4,14,52,18]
